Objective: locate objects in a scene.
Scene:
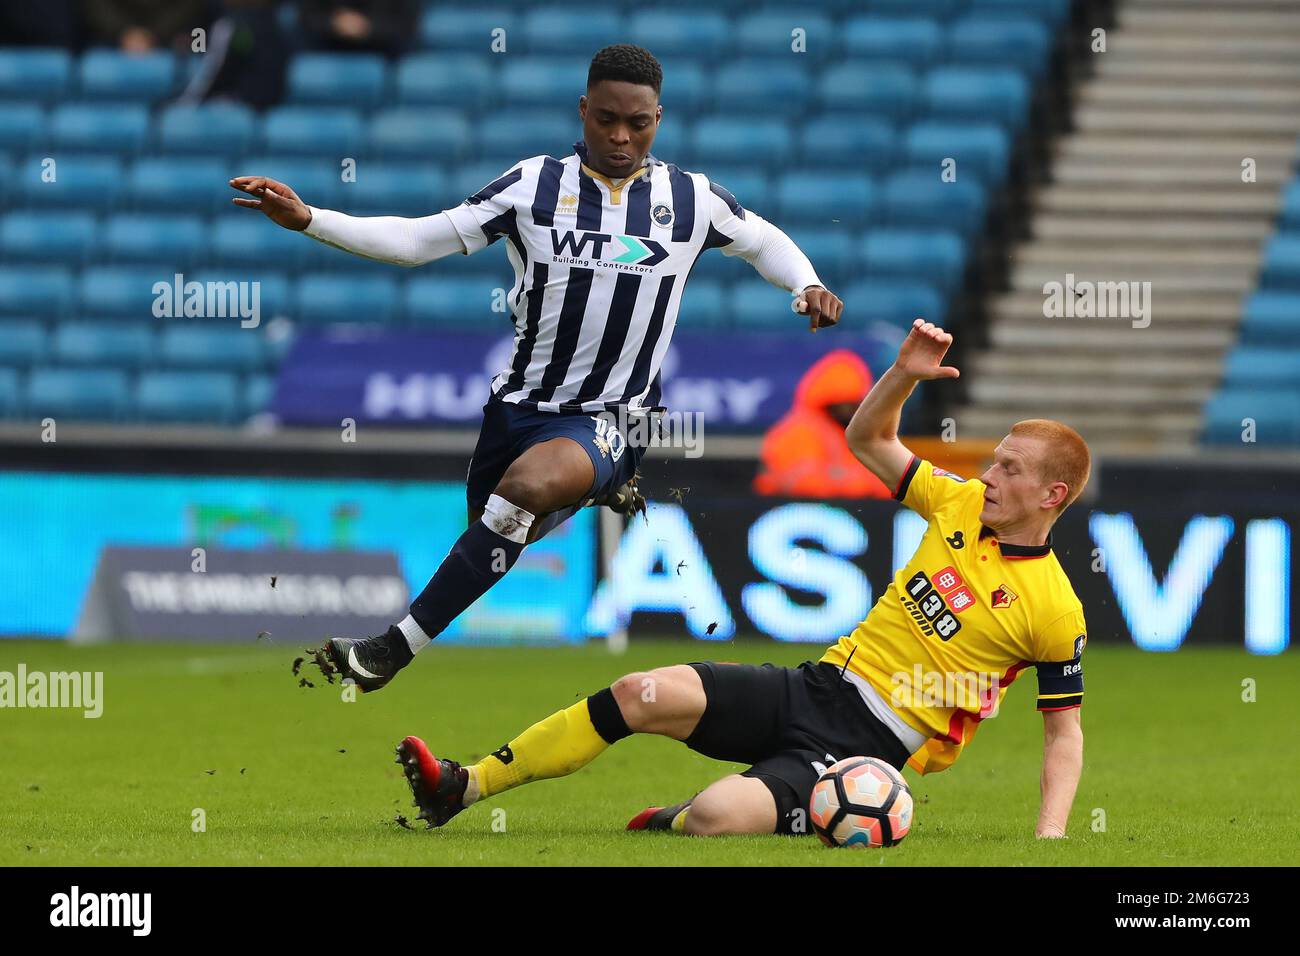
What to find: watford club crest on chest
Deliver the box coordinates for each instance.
[990,584,1018,609]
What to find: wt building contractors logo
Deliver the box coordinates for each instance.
[50,886,151,936]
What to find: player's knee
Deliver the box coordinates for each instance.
[609,672,652,729]
[683,793,735,836]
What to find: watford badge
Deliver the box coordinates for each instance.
[990,584,1018,609]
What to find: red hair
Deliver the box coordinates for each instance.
[1009,419,1091,512]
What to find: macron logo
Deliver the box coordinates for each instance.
[50,886,151,937]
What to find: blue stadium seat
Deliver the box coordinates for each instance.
[702,167,770,209]
[260,106,364,156]
[296,273,400,324]
[863,229,967,290]
[0,367,19,417]
[26,367,131,421]
[714,61,813,118]
[628,12,731,58]
[287,53,388,108]
[49,102,150,153]
[419,8,521,50]
[478,111,576,163]
[0,104,46,151]
[904,122,1011,184]
[923,68,1030,130]
[870,0,963,15]
[450,162,525,205]
[882,170,989,233]
[10,154,123,211]
[649,58,710,116]
[210,215,311,271]
[137,370,242,424]
[125,158,230,212]
[817,63,918,120]
[233,157,342,209]
[676,279,729,329]
[776,172,876,227]
[0,320,49,366]
[948,17,1052,75]
[1240,291,1300,346]
[1280,181,1300,230]
[691,117,794,167]
[342,163,447,217]
[395,54,494,108]
[0,48,72,102]
[842,17,944,65]
[187,270,293,321]
[156,103,257,156]
[646,118,688,165]
[370,108,471,162]
[782,229,861,288]
[732,278,798,329]
[404,276,508,327]
[1203,390,1300,446]
[0,211,98,264]
[78,50,176,101]
[104,214,208,266]
[735,12,836,59]
[53,321,154,368]
[969,0,1072,25]
[843,278,947,328]
[0,266,74,317]
[797,116,896,173]
[79,265,173,318]
[522,8,624,54]
[498,57,588,108]
[1222,347,1300,389]
[1259,235,1300,289]
[159,326,267,371]
[244,373,275,416]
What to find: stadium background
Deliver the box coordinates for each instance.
[0,0,1298,868]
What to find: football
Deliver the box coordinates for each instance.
[809,757,914,848]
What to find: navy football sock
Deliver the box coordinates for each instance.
[407,495,533,644]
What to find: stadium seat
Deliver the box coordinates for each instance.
[1203,390,1300,446]
[969,0,1072,25]
[714,61,813,118]
[395,54,494,109]
[842,278,948,329]
[948,17,1053,75]
[776,172,876,227]
[0,266,75,317]
[125,158,231,213]
[478,112,578,163]
[628,12,731,58]
[370,108,472,162]
[881,171,988,234]
[690,117,794,167]
[1222,347,1300,390]
[735,12,836,59]
[295,273,400,325]
[450,161,526,205]
[923,68,1030,130]
[842,17,945,65]
[675,279,729,329]
[903,122,1011,184]
[817,63,919,120]
[287,53,388,108]
[49,102,150,153]
[1239,291,1300,346]
[136,370,242,424]
[104,214,208,266]
[870,0,963,15]
[782,229,861,288]
[732,278,797,329]
[53,321,155,368]
[0,367,19,417]
[1259,235,1300,289]
[26,367,131,421]
[863,229,967,290]
[701,166,770,209]
[1280,181,1300,231]
[233,157,342,209]
[522,8,624,55]
[10,154,123,211]
[0,103,46,151]
[645,58,710,117]
[78,50,176,101]
[404,276,503,327]
[79,264,175,318]
[156,104,257,156]
[0,320,50,366]
[499,57,589,108]
[260,106,364,156]
[339,163,447,218]
[159,326,267,371]
[419,8,522,51]
[187,270,293,322]
[0,48,72,102]
[0,211,98,264]
[797,116,897,173]
[244,373,276,416]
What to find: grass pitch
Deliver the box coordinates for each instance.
[1,638,1296,866]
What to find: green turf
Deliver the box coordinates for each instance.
[1,639,1296,866]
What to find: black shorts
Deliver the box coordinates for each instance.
[685,661,913,835]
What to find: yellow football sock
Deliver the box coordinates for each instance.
[468,698,611,802]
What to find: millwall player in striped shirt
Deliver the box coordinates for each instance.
[229,44,844,690]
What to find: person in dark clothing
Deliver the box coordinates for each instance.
[299,0,419,58]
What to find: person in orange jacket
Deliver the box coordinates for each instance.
[754,349,893,499]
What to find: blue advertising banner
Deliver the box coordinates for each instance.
[270,328,903,429]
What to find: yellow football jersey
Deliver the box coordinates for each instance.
[821,455,1087,774]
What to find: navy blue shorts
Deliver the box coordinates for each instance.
[465,395,645,526]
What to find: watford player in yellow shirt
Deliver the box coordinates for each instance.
[395,320,1091,840]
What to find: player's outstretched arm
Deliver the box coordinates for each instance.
[845,319,960,491]
[1036,706,1083,838]
[229,176,312,230]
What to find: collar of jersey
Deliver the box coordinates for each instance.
[979,524,1053,559]
[573,139,659,183]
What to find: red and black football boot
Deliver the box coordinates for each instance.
[395,735,469,829]
[626,801,692,832]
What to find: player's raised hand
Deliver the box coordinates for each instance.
[228,175,312,231]
[894,318,961,381]
[792,285,843,332]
